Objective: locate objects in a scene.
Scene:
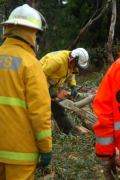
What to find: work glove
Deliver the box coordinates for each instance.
[70,86,77,98]
[100,156,117,180]
[37,152,52,169]
[49,86,57,99]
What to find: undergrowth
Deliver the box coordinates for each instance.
[35,71,109,180]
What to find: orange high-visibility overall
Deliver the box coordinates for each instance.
[93,58,120,156]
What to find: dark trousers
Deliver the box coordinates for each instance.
[51,100,75,134]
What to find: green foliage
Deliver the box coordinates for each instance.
[35,131,104,180]
[0,1,117,65]
[39,0,111,57]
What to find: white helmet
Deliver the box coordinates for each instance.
[1,4,47,31]
[71,48,89,69]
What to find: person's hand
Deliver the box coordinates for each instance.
[100,156,117,180]
[49,86,57,98]
[37,152,52,169]
[70,86,77,98]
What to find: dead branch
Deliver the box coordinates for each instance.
[69,0,111,50]
[59,94,95,108]
[75,94,95,108]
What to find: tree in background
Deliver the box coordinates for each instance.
[106,0,116,63]
[39,0,111,56]
[0,0,119,68]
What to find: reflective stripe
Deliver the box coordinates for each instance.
[114,122,120,130]
[28,18,40,26]
[0,151,38,161]
[9,16,40,26]
[96,136,114,145]
[0,96,27,109]
[36,129,51,141]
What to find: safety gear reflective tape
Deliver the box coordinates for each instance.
[0,96,27,108]
[0,151,38,161]
[29,17,41,26]
[96,136,114,145]
[114,122,120,130]
[9,16,41,26]
[36,129,51,141]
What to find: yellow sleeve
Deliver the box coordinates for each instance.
[25,61,52,153]
[40,56,60,78]
[67,74,76,87]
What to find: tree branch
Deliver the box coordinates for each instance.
[69,0,111,50]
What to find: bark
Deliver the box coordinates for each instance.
[77,92,93,98]
[59,95,96,129]
[105,0,116,63]
[59,94,95,109]
[75,94,95,108]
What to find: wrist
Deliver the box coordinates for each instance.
[40,152,52,167]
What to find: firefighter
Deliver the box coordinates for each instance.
[0,4,52,180]
[93,57,120,179]
[40,49,89,135]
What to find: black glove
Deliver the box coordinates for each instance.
[49,86,57,98]
[37,152,52,169]
[100,156,117,180]
[71,86,77,98]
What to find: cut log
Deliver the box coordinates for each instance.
[59,97,96,129]
[59,94,95,109]
[75,94,95,108]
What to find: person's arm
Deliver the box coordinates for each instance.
[41,56,60,78]
[93,66,115,156]
[24,61,52,154]
[40,57,61,98]
[67,74,76,87]
[67,74,77,97]
[93,65,118,179]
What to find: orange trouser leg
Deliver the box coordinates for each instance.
[0,163,36,180]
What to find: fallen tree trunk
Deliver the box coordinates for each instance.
[59,95,96,129]
[59,94,95,109]
[77,92,93,98]
[75,94,95,108]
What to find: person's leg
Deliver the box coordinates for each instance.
[0,163,5,180]
[51,100,76,134]
[6,164,36,180]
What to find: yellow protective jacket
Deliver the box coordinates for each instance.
[40,51,77,88]
[0,38,52,165]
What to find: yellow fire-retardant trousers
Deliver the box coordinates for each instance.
[0,163,36,180]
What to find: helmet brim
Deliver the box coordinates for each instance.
[78,62,89,69]
[1,18,43,31]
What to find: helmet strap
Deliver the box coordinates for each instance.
[68,57,76,68]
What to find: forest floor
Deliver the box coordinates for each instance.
[35,70,112,180]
